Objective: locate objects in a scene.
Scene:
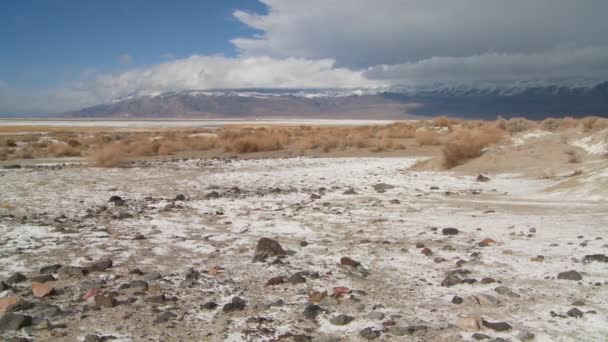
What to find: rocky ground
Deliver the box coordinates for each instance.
[0,156,607,341]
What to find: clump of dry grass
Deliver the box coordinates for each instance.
[0,147,8,160]
[415,130,442,146]
[87,143,127,167]
[581,116,608,132]
[225,136,283,153]
[442,127,506,168]
[502,118,538,134]
[47,143,81,157]
[565,149,581,163]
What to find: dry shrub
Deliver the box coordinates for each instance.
[87,143,126,167]
[415,130,441,146]
[0,148,8,160]
[383,122,416,138]
[581,116,608,132]
[14,148,34,159]
[504,118,537,134]
[442,127,506,168]
[127,140,161,156]
[565,149,581,163]
[225,136,283,153]
[47,143,81,157]
[5,139,17,147]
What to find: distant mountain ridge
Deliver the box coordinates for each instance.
[64,82,608,119]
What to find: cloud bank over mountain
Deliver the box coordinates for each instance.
[2,0,608,114]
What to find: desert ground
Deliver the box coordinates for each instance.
[1,117,607,342]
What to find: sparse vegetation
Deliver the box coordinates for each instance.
[415,130,442,146]
[442,126,506,168]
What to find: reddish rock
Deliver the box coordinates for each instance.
[31,282,54,298]
[83,288,103,300]
[0,297,22,313]
[421,248,433,256]
[340,257,361,267]
[333,287,350,297]
[478,238,496,247]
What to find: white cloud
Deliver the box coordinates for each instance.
[118,53,133,64]
[0,55,380,113]
[233,0,608,68]
[160,52,175,60]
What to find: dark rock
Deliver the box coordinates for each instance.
[108,195,125,206]
[462,278,477,284]
[205,191,220,199]
[359,327,381,340]
[153,311,177,324]
[29,274,55,283]
[572,300,585,306]
[303,304,322,320]
[265,276,285,286]
[201,301,218,310]
[372,183,395,193]
[300,241,309,247]
[340,257,361,267]
[132,234,146,240]
[452,296,463,304]
[0,313,33,331]
[39,264,62,274]
[253,237,286,262]
[84,335,102,342]
[480,277,496,284]
[330,314,354,325]
[557,270,582,281]
[129,269,144,276]
[0,281,9,291]
[421,247,432,256]
[287,273,307,284]
[482,320,512,331]
[472,333,492,340]
[415,242,425,248]
[476,174,491,182]
[223,297,246,313]
[4,273,26,285]
[174,194,186,201]
[441,274,462,287]
[85,259,112,273]
[582,254,608,264]
[129,280,149,290]
[442,228,460,236]
[567,308,584,318]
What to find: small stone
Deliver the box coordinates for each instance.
[57,266,84,280]
[265,276,285,286]
[85,259,112,273]
[343,188,357,195]
[129,280,149,290]
[254,237,286,262]
[0,313,33,331]
[205,191,220,199]
[0,281,9,292]
[287,273,306,284]
[223,297,246,313]
[31,282,54,298]
[303,304,322,320]
[480,277,496,284]
[359,327,381,340]
[478,238,496,247]
[495,286,520,298]
[29,274,55,283]
[4,273,26,285]
[441,274,462,287]
[442,228,460,236]
[476,174,491,182]
[201,301,218,310]
[582,254,608,264]
[472,333,491,340]
[309,291,328,303]
[530,255,545,262]
[94,294,117,308]
[482,320,512,331]
[329,314,354,325]
[567,308,584,318]
[174,194,186,201]
[452,296,463,304]
[0,297,23,313]
[415,242,425,248]
[421,247,432,256]
[39,264,62,274]
[84,334,102,342]
[319,295,339,307]
[572,300,585,306]
[300,241,309,247]
[340,257,361,267]
[153,311,177,324]
[132,234,146,240]
[557,270,582,281]
[143,272,162,282]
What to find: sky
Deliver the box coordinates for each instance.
[1,0,608,114]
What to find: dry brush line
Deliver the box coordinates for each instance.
[442,126,507,168]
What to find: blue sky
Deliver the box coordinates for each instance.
[0,0,264,89]
[1,0,607,114]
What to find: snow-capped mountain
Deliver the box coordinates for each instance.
[65,82,608,119]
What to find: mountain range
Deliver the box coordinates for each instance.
[64,82,608,119]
